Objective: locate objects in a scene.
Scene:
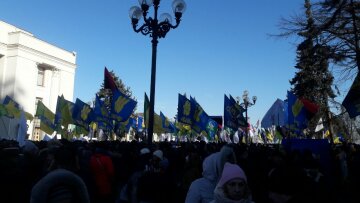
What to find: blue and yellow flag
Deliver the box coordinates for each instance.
[3,95,21,118]
[125,117,137,132]
[287,91,307,130]
[224,94,247,131]
[93,94,112,130]
[206,118,218,140]
[229,95,247,127]
[35,101,56,135]
[111,89,137,122]
[342,73,360,118]
[72,98,93,129]
[190,97,210,134]
[160,111,176,133]
[55,95,75,128]
[0,103,8,117]
[177,94,194,126]
[143,93,164,133]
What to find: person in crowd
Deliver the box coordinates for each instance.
[89,142,115,203]
[211,162,253,203]
[136,149,174,203]
[118,147,152,203]
[185,144,237,203]
[30,145,90,203]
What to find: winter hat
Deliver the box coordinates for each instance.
[153,149,163,160]
[218,162,247,187]
[22,140,39,157]
[140,147,150,155]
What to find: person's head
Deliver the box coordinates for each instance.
[218,162,249,200]
[150,149,163,168]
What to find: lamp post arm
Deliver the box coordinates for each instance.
[132,22,153,36]
[169,18,181,29]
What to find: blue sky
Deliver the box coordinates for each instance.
[1,0,314,124]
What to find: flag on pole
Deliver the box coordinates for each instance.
[17,111,27,147]
[104,67,118,91]
[342,73,360,118]
[3,95,21,118]
[190,96,210,134]
[72,98,93,129]
[55,95,74,128]
[111,89,137,122]
[287,91,307,130]
[177,94,194,126]
[35,101,56,135]
[160,111,176,133]
[93,94,112,130]
[224,94,247,131]
[143,93,163,133]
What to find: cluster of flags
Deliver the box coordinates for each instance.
[177,94,219,139]
[0,95,33,120]
[287,91,319,131]
[0,95,32,145]
[144,93,176,134]
[4,65,360,143]
[32,67,139,137]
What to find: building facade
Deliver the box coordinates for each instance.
[0,21,77,140]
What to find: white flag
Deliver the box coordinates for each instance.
[315,118,324,132]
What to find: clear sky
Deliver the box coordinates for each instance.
[1,0,311,125]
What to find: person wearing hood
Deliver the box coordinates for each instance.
[211,162,253,203]
[185,144,237,203]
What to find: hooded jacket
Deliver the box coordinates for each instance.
[30,168,90,203]
[185,145,236,203]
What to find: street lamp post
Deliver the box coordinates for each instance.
[238,90,257,144]
[129,0,186,145]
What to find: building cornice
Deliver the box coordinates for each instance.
[7,43,76,69]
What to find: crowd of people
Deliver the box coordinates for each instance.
[0,138,359,203]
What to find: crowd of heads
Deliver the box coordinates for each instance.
[0,138,360,203]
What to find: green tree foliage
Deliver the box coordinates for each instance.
[289,0,336,134]
[291,0,335,100]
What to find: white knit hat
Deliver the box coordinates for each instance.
[153,150,163,160]
[140,147,150,155]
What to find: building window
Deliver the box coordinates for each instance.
[37,67,45,86]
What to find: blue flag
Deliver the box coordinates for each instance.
[72,98,93,129]
[177,94,194,125]
[160,111,176,133]
[287,91,307,130]
[125,117,137,132]
[206,118,218,140]
[55,95,75,128]
[93,94,112,130]
[224,94,247,131]
[111,89,137,122]
[342,74,360,118]
[3,95,21,118]
[190,97,210,134]
[137,116,143,132]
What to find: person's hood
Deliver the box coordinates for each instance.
[202,152,222,183]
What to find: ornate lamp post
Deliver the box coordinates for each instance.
[129,0,186,145]
[238,90,257,144]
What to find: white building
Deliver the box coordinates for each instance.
[0,21,77,140]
